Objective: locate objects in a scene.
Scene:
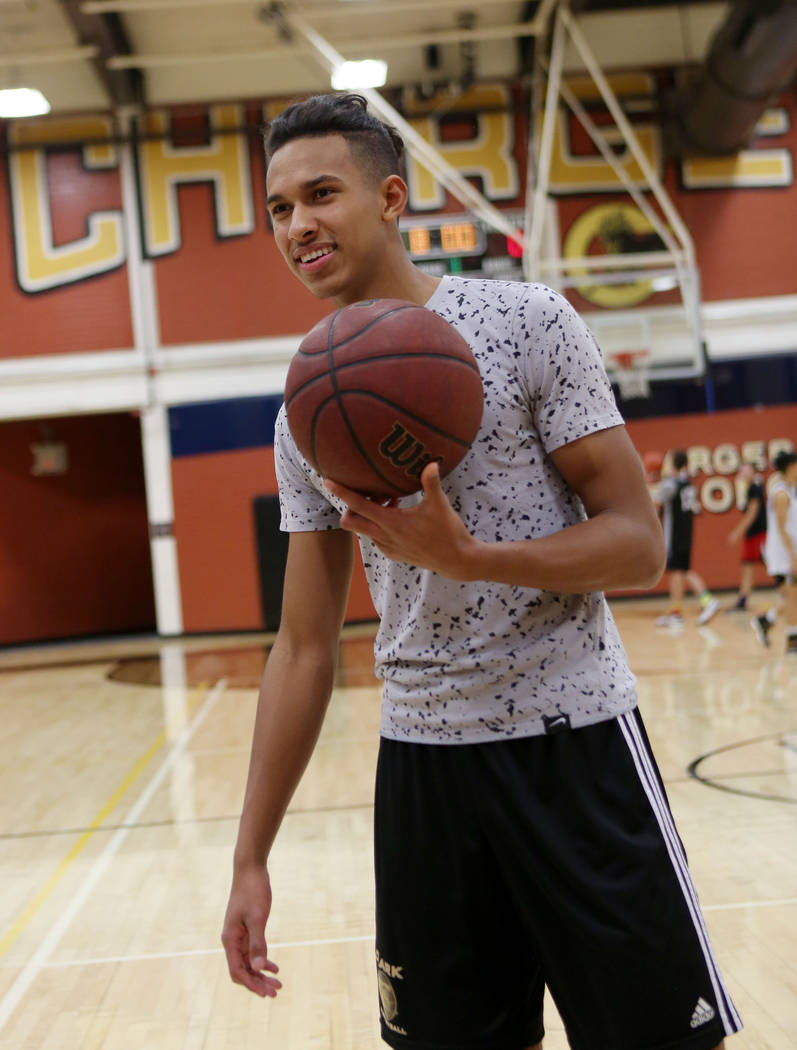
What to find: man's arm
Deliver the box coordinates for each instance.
[727,496,761,545]
[222,527,354,996]
[326,425,665,593]
[772,489,797,571]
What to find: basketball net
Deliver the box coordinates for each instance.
[609,351,651,401]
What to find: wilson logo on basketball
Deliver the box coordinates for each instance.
[378,422,442,479]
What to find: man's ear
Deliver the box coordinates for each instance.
[381,174,409,222]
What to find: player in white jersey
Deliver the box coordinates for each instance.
[222,94,742,1050]
[753,451,797,653]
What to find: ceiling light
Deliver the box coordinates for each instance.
[0,88,51,118]
[650,275,678,293]
[331,59,387,90]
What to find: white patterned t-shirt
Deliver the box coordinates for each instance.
[274,276,637,743]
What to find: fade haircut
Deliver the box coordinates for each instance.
[773,449,797,473]
[263,93,404,183]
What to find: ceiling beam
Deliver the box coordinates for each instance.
[56,0,143,107]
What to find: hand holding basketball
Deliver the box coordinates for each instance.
[325,461,479,580]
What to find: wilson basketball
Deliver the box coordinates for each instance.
[284,299,484,499]
[643,449,664,481]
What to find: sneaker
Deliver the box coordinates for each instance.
[725,597,747,613]
[751,615,771,647]
[656,612,685,628]
[697,597,720,625]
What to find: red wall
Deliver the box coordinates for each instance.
[0,414,156,645]
[171,446,375,633]
[0,153,134,359]
[625,404,797,595]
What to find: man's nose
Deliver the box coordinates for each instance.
[289,204,316,241]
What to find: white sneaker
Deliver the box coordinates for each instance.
[697,597,720,625]
[656,612,685,628]
[751,615,771,647]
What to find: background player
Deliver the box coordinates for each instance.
[222,93,741,1050]
[726,463,767,613]
[752,450,797,653]
[653,450,720,628]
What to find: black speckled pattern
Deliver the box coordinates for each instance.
[275,276,637,743]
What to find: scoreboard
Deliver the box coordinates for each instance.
[399,212,524,280]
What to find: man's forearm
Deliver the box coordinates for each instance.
[233,636,338,869]
[465,510,665,593]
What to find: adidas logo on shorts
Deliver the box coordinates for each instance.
[690,997,716,1028]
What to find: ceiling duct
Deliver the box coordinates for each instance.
[677,0,797,154]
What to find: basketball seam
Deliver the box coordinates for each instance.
[297,304,421,356]
[309,393,417,497]
[284,352,481,408]
[313,389,475,447]
[310,309,405,491]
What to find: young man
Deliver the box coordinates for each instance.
[653,450,720,628]
[726,463,767,613]
[752,450,797,653]
[222,94,741,1050]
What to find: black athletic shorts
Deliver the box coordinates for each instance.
[666,544,692,572]
[374,710,742,1050]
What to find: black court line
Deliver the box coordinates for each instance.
[688,730,797,805]
[0,802,376,841]
[0,655,137,675]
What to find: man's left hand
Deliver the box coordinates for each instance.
[324,463,478,580]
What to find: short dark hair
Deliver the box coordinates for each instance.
[773,449,797,472]
[672,450,688,470]
[263,93,404,183]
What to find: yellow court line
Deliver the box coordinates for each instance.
[0,681,209,961]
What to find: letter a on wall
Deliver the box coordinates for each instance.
[403,84,519,211]
[137,105,255,257]
[8,117,125,294]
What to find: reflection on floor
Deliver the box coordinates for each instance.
[0,592,795,1049]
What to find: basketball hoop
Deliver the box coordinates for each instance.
[608,351,651,400]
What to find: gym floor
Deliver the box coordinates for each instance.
[0,591,795,1049]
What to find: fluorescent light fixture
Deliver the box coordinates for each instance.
[331,59,387,90]
[0,87,51,118]
[650,275,678,293]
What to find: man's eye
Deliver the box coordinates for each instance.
[270,204,289,217]
[314,187,333,199]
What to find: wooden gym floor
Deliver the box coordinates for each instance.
[0,591,795,1050]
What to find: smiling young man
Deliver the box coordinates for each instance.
[222,94,742,1050]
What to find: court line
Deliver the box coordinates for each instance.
[702,897,797,912]
[0,678,227,1035]
[0,802,376,841]
[39,935,375,969]
[0,680,211,959]
[28,897,797,971]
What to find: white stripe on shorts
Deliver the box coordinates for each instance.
[618,711,743,1036]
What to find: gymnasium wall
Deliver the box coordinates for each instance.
[169,397,375,633]
[1,76,796,640]
[625,403,796,597]
[2,80,797,360]
[0,413,155,645]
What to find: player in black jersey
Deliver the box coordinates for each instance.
[653,450,720,628]
[727,463,767,613]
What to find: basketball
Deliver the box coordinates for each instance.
[643,449,664,481]
[284,299,484,499]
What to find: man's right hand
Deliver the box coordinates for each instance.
[222,864,282,997]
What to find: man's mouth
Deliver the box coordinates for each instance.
[297,246,336,270]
